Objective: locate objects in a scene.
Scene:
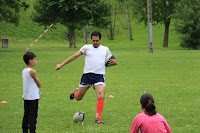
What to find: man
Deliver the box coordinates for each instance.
[55,31,118,124]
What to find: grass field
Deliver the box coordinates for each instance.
[1,19,200,133]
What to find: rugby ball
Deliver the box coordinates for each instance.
[73,111,85,123]
[105,54,115,67]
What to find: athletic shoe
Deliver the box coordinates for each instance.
[95,118,104,124]
[70,88,78,100]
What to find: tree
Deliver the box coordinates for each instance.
[174,0,200,49]
[32,0,111,48]
[0,0,20,25]
[131,0,180,47]
[0,0,29,25]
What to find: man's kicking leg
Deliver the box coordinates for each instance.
[70,87,89,100]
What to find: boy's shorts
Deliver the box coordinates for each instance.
[79,73,105,88]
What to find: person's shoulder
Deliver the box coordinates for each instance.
[23,67,32,72]
[81,44,92,49]
[132,112,145,122]
[30,68,37,75]
[84,44,92,47]
[155,113,165,118]
[100,45,109,50]
[100,44,108,48]
[135,112,145,118]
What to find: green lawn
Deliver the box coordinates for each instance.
[1,0,199,132]
[0,31,200,133]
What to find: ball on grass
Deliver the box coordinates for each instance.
[73,111,85,123]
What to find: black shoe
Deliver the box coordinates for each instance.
[95,118,104,124]
[70,89,78,100]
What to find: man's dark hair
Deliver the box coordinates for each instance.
[91,31,101,39]
[23,52,36,65]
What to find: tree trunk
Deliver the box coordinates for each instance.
[163,18,171,48]
[113,3,117,40]
[68,26,76,48]
[84,24,88,44]
[109,16,113,40]
[125,0,133,40]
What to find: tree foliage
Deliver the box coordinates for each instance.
[174,0,200,49]
[0,0,20,25]
[131,0,179,25]
[131,0,180,47]
[33,0,111,28]
[32,0,111,47]
[0,0,29,26]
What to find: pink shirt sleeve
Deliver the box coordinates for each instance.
[130,116,140,133]
[163,117,172,133]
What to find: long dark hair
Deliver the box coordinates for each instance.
[140,93,157,116]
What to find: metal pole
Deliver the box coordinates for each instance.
[125,0,133,40]
[147,0,153,53]
[24,24,53,53]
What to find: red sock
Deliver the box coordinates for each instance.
[96,98,104,119]
[74,88,78,98]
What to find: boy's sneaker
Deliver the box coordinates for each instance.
[70,88,78,100]
[95,117,104,124]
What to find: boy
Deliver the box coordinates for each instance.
[22,52,42,133]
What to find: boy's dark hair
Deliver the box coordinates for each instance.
[23,52,36,65]
[91,31,101,39]
[140,93,157,116]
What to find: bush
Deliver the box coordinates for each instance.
[174,0,200,49]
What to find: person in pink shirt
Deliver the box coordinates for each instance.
[130,93,172,133]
